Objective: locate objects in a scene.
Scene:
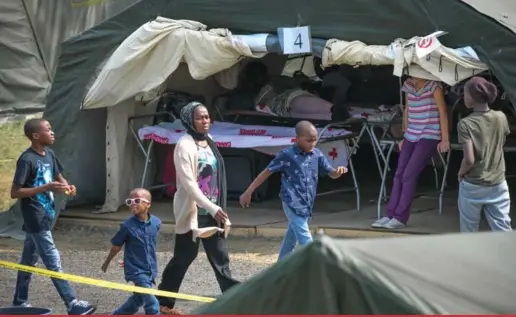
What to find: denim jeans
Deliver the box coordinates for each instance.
[458,180,513,232]
[13,231,77,307]
[113,275,159,315]
[278,202,313,261]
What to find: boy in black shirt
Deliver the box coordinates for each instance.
[10,118,96,315]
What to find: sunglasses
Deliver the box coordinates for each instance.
[125,198,150,206]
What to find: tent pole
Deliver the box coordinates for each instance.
[21,0,53,83]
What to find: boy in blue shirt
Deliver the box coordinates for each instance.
[240,121,347,260]
[11,118,96,315]
[101,188,161,315]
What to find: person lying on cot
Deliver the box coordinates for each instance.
[240,120,347,260]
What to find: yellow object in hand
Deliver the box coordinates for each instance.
[65,190,70,196]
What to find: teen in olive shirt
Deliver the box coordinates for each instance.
[457,76,512,232]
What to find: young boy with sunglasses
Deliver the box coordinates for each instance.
[101,188,161,315]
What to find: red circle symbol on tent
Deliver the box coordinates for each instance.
[418,38,433,49]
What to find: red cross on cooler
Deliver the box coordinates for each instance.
[328,147,338,160]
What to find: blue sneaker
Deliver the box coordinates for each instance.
[67,300,96,315]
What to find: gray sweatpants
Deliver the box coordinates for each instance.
[458,180,512,232]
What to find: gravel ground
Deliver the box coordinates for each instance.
[0,227,282,314]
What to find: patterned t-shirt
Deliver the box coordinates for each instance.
[267,145,335,218]
[13,147,63,233]
[196,145,219,215]
[402,79,442,142]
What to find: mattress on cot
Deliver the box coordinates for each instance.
[138,120,355,167]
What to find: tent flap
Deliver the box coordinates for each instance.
[86,17,491,111]
[322,36,488,86]
[83,17,265,109]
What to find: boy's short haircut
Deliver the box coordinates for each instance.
[23,118,46,140]
[295,121,316,137]
[130,188,152,201]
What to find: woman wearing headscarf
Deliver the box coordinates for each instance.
[157,102,239,314]
[457,76,512,232]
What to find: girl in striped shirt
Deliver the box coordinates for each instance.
[373,76,450,229]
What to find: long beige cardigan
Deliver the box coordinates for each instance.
[173,134,230,240]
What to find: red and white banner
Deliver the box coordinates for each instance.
[415,36,442,59]
[138,121,352,167]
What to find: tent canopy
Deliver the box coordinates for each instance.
[82,17,487,111]
[0,0,139,114]
[41,0,516,207]
[195,233,516,315]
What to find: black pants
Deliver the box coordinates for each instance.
[157,215,239,308]
[321,71,351,121]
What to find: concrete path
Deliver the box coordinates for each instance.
[59,191,482,239]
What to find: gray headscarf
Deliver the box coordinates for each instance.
[180,102,227,214]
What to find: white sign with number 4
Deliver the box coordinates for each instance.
[279,26,312,55]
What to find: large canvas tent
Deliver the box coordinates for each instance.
[195,233,516,314]
[1,0,516,239]
[0,0,139,239]
[0,0,139,115]
[79,15,490,214]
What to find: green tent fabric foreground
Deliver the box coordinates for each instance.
[195,233,516,315]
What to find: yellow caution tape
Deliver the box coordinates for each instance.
[0,260,215,303]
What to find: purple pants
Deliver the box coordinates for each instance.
[386,138,438,224]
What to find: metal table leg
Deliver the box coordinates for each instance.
[368,124,389,168]
[128,111,177,191]
[438,150,452,215]
[355,123,367,143]
[377,140,396,219]
[364,124,385,198]
[140,140,154,187]
[367,124,391,200]
[345,140,360,211]
[128,120,155,188]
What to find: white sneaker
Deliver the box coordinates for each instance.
[371,217,391,228]
[384,218,406,229]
